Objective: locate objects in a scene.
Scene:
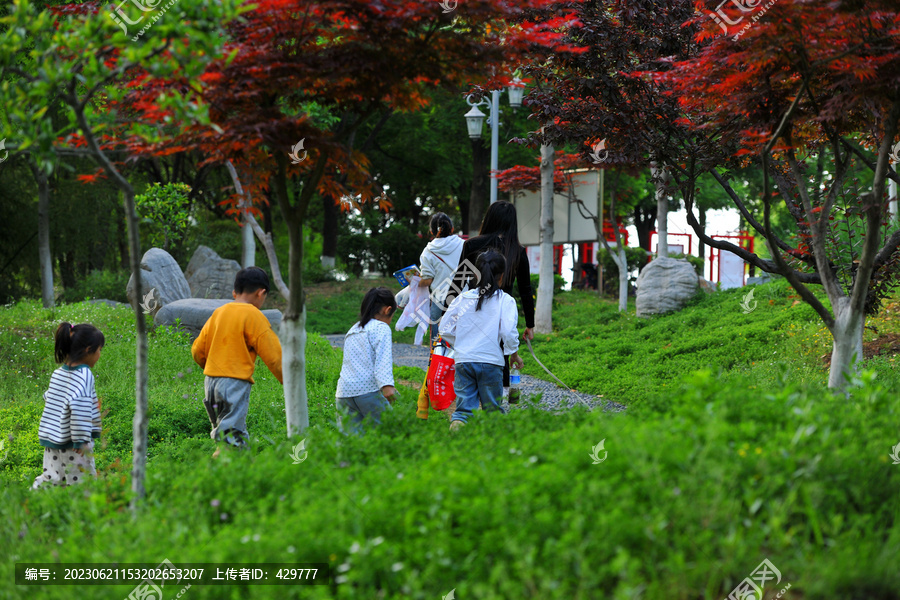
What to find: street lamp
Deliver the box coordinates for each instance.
[464,78,525,204]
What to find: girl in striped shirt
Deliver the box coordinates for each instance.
[32,322,104,489]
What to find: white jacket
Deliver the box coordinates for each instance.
[439,289,519,367]
[419,235,464,307]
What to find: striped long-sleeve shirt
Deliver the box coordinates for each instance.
[37,365,101,449]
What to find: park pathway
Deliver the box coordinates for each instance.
[324,335,625,414]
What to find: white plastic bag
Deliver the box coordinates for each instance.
[394,276,429,345]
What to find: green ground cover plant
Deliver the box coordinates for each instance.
[0,290,898,599]
[522,279,900,405]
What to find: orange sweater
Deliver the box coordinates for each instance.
[191,302,283,384]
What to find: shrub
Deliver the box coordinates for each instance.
[59,269,130,303]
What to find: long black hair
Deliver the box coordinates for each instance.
[474,251,506,311]
[477,200,522,288]
[430,212,453,238]
[55,322,105,364]
[359,287,397,327]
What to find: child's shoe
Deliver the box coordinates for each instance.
[449,420,465,433]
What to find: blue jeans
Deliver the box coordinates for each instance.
[336,390,391,434]
[428,300,444,346]
[450,362,506,423]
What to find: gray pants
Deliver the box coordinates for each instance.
[203,376,252,448]
[336,390,391,434]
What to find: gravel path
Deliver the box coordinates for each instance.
[324,335,625,414]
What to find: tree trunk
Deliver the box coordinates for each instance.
[616,247,628,312]
[468,137,490,234]
[321,194,338,269]
[828,298,864,389]
[535,140,555,334]
[123,187,149,508]
[242,215,256,268]
[283,216,308,436]
[698,205,707,259]
[35,167,54,308]
[226,161,290,300]
[633,203,655,252]
[271,154,317,438]
[651,162,669,258]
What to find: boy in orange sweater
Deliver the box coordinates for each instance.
[192,267,283,457]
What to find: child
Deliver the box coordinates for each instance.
[440,250,524,432]
[192,266,283,457]
[33,322,104,489]
[418,212,465,343]
[335,287,398,433]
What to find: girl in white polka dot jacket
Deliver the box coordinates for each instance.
[33,322,104,489]
[335,288,398,433]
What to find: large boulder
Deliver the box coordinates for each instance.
[184,245,241,300]
[154,299,283,340]
[635,257,699,317]
[126,248,191,316]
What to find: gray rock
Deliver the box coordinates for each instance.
[184,245,241,300]
[154,298,283,340]
[635,257,699,317]
[126,248,191,316]
[699,277,716,294]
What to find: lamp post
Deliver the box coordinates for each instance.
[465,78,525,204]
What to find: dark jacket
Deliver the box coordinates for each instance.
[446,235,535,329]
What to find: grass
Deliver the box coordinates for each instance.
[0,281,898,599]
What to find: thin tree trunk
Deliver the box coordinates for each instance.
[242,214,255,268]
[469,137,490,234]
[227,161,288,298]
[651,162,669,258]
[124,187,149,506]
[698,205,707,259]
[321,194,338,269]
[72,104,148,508]
[535,139,555,334]
[35,166,54,308]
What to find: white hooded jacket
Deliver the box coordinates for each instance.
[419,234,465,307]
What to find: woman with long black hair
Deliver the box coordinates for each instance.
[445,200,534,386]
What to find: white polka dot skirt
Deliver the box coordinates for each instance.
[32,441,97,489]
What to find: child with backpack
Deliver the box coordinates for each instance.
[440,250,524,432]
[335,288,398,433]
[192,267,283,457]
[33,322,105,489]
